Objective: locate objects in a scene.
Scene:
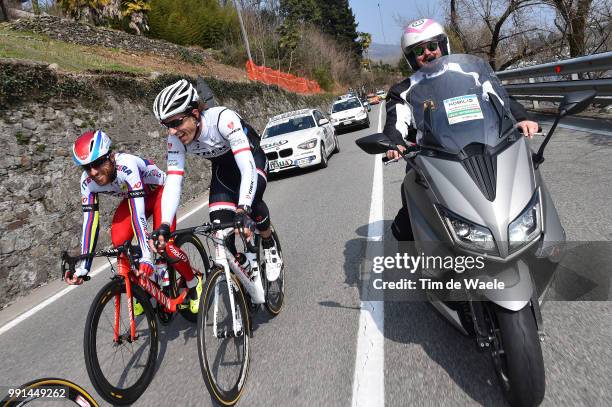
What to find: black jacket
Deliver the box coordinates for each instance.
[383,77,531,146]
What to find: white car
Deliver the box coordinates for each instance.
[261,109,339,173]
[376,89,387,100]
[330,97,370,131]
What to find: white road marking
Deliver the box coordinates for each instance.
[539,121,612,137]
[352,103,385,407]
[0,199,210,336]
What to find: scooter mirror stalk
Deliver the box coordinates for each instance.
[533,90,597,169]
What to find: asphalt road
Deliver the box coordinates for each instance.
[0,103,610,406]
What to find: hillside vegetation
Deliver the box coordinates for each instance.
[0,17,249,82]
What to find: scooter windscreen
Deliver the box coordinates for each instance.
[409,54,513,155]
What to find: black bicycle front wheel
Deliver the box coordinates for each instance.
[172,233,210,323]
[197,267,250,406]
[84,279,158,406]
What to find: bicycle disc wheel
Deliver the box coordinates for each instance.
[84,279,158,406]
[172,233,210,323]
[262,225,285,316]
[197,267,250,406]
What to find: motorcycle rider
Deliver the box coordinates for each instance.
[384,18,539,240]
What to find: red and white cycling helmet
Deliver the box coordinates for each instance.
[401,18,450,71]
[72,130,112,166]
[153,79,199,121]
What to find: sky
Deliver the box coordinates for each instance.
[349,0,447,45]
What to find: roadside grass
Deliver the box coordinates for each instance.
[0,26,146,74]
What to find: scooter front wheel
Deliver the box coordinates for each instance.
[488,303,545,407]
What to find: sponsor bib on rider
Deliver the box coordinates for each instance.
[443,94,484,125]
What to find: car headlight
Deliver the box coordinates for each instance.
[439,206,498,255]
[508,190,541,252]
[298,138,318,149]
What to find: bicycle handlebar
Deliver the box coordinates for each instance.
[172,220,258,252]
[60,240,140,281]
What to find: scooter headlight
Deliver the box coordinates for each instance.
[508,190,541,252]
[439,207,498,255]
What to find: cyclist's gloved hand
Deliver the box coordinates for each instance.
[137,260,155,278]
[234,205,253,239]
[65,261,87,285]
[150,223,171,253]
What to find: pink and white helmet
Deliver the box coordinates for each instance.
[401,18,450,70]
[72,130,112,166]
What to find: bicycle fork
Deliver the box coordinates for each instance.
[115,254,137,344]
[213,230,243,339]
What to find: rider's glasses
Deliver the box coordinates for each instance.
[82,154,110,171]
[413,41,439,57]
[161,115,190,129]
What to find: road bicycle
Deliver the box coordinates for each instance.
[60,233,208,406]
[170,220,285,406]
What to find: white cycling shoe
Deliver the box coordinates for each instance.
[263,244,283,282]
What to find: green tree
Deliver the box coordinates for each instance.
[316,0,361,58]
[358,31,372,69]
[32,0,41,14]
[279,0,320,24]
[57,0,110,23]
[147,0,239,49]
[397,56,412,77]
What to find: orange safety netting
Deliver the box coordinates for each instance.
[246,60,322,94]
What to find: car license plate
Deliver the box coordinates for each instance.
[270,159,292,170]
[344,120,353,125]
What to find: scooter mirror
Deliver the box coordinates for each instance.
[355,133,395,154]
[558,90,596,118]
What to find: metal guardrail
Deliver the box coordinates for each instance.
[496,51,612,105]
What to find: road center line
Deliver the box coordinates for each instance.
[0,199,210,336]
[351,103,385,407]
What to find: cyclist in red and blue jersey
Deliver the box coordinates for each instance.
[67,130,201,312]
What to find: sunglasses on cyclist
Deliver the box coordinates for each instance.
[82,154,110,171]
[412,41,439,57]
[160,115,191,129]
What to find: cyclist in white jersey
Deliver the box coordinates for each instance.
[150,79,283,282]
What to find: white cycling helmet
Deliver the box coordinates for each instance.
[153,79,200,121]
[72,130,112,166]
[401,18,450,71]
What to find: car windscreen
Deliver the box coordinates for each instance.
[332,99,361,112]
[408,54,513,155]
[263,115,316,138]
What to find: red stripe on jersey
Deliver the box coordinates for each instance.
[168,170,184,176]
[233,147,251,155]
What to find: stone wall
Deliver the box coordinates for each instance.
[0,60,334,309]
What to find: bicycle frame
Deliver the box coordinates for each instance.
[115,263,189,343]
[209,227,265,337]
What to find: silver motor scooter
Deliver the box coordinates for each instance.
[356,54,596,407]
